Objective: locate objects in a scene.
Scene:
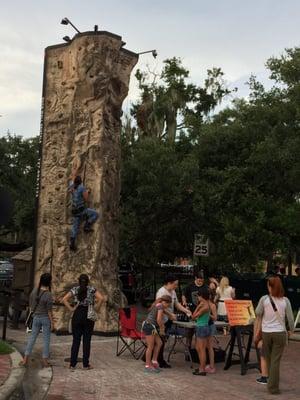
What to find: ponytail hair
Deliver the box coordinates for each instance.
[149,295,172,311]
[78,273,89,302]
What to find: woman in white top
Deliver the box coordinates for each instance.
[255,276,294,395]
[216,277,235,321]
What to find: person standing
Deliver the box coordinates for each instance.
[21,273,54,367]
[142,295,172,373]
[255,276,294,395]
[156,273,191,368]
[62,274,106,370]
[68,174,99,251]
[192,286,213,376]
[182,271,207,348]
[182,271,207,312]
[216,276,235,321]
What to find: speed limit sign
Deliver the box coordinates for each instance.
[194,234,209,257]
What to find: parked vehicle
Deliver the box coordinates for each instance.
[0,260,13,287]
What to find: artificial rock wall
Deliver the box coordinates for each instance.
[34,32,138,332]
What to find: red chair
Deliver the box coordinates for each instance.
[116,307,146,360]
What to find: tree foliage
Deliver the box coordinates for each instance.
[3,48,300,272]
[0,134,39,242]
[131,58,231,142]
[121,49,300,270]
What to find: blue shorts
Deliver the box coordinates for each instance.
[209,323,217,336]
[142,321,158,336]
[195,326,211,338]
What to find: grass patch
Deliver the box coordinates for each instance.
[0,340,14,355]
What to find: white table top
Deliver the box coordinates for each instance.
[173,320,229,329]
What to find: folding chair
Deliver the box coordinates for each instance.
[294,308,300,332]
[116,307,146,360]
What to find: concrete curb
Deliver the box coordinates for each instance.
[0,347,25,400]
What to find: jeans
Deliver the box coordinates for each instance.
[70,307,95,367]
[71,208,98,240]
[25,315,51,358]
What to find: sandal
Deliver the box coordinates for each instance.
[193,368,206,376]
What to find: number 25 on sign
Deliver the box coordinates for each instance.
[194,234,209,257]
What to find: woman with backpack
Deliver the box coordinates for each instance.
[255,276,294,395]
[20,273,53,367]
[62,274,106,370]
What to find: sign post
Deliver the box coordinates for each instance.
[223,300,259,375]
[193,234,209,257]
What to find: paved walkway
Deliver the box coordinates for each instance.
[0,354,10,387]
[2,324,300,400]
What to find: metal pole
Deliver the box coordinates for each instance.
[1,291,10,341]
[68,20,81,34]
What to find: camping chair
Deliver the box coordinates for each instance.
[294,308,300,332]
[116,307,146,360]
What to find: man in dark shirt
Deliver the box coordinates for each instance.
[181,270,207,349]
[182,270,207,312]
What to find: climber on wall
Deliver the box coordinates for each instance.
[68,172,99,251]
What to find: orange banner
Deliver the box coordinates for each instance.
[224,300,256,326]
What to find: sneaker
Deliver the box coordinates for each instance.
[159,361,171,368]
[256,376,268,385]
[205,365,216,374]
[144,366,160,373]
[69,238,76,251]
[83,223,93,233]
[151,361,161,371]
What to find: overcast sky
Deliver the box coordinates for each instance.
[1,0,300,138]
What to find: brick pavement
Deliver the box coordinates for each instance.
[0,354,11,387]
[3,325,300,400]
[46,336,299,400]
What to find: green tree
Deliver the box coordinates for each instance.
[0,134,39,243]
[121,47,300,273]
[131,58,230,142]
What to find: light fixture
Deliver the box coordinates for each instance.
[63,36,71,43]
[137,49,158,59]
[60,17,81,34]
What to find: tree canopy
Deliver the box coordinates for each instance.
[3,48,300,272]
[0,134,39,244]
[120,49,300,271]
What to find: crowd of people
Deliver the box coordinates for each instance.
[19,270,295,397]
[141,272,295,396]
[142,272,235,375]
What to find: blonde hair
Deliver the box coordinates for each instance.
[219,277,229,295]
